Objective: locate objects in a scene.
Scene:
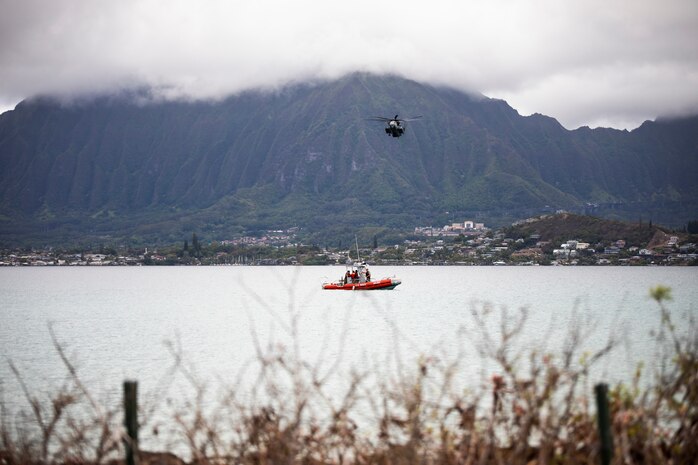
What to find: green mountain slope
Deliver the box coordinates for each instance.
[0,73,696,246]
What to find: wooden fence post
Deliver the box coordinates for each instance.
[124,380,139,465]
[595,383,613,465]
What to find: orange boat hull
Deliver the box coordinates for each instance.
[322,277,401,290]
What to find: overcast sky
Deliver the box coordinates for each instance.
[1,0,697,129]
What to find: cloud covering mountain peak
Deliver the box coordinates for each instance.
[1,0,697,129]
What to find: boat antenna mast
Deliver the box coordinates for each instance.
[355,235,361,263]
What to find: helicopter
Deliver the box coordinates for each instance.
[366,114,422,138]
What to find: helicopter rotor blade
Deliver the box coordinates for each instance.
[398,115,423,122]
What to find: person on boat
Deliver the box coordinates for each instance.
[344,270,351,284]
[351,269,358,282]
[366,268,371,282]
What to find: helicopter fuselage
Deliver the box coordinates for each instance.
[368,114,420,138]
[385,120,405,137]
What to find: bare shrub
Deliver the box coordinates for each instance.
[3,325,122,464]
[1,285,696,465]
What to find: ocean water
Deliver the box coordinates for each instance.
[1,266,696,425]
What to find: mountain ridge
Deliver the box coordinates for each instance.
[1,73,696,246]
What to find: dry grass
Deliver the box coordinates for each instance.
[1,286,696,465]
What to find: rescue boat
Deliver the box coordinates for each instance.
[322,262,401,290]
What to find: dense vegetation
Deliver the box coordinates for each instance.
[1,73,697,247]
[2,287,696,464]
[504,213,663,246]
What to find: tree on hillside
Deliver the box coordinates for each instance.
[192,233,202,258]
[688,220,698,234]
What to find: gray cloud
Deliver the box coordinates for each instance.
[1,0,697,129]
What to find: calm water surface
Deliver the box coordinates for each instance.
[1,266,696,413]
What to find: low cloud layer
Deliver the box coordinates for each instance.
[1,0,697,129]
